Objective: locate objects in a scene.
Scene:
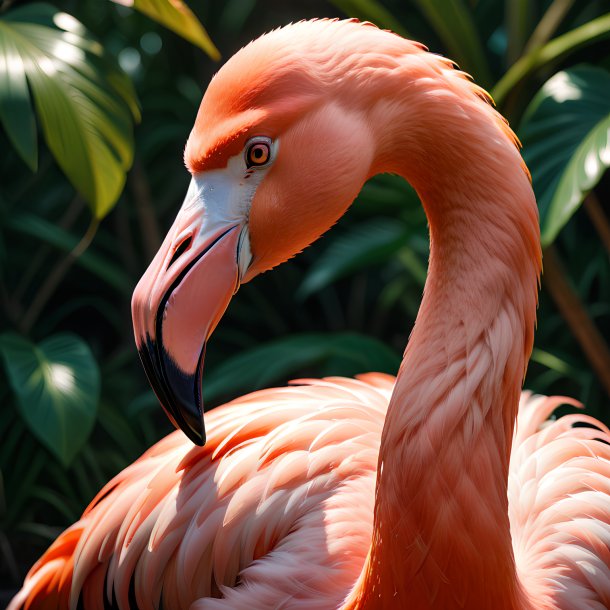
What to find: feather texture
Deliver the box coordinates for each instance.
[10,381,610,609]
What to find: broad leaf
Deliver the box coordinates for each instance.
[299,218,407,299]
[204,333,400,403]
[112,0,220,60]
[0,28,36,170]
[0,333,100,467]
[493,13,610,105]
[0,3,140,218]
[519,66,610,245]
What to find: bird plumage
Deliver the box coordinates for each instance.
[11,383,610,609]
[11,18,610,610]
[11,375,389,609]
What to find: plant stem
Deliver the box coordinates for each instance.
[523,0,575,55]
[0,0,16,13]
[13,196,84,303]
[506,0,532,65]
[20,218,100,334]
[492,13,610,106]
[583,192,610,257]
[114,202,139,277]
[542,245,610,399]
[130,158,161,262]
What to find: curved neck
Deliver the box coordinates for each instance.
[347,52,541,610]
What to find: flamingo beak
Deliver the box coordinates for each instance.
[131,177,249,446]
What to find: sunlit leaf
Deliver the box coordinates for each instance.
[0,29,37,170]
[519,66,610,245]
[112,0,220,60]
[0,333,100,467]
[203,333,400,403]
[493,13,610,105]
[0,3,140,218]
[299,218,407,299]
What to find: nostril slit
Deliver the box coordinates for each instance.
[167,235,193,270]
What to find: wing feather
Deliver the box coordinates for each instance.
[10,375,392,610]
[13,377,610,610]
[509,393,610,609]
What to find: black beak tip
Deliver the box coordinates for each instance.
[137,336,207,447]
[174,392,206,446]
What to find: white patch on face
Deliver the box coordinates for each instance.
[178,139,279,281]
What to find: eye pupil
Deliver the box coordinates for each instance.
[246,141,270,167]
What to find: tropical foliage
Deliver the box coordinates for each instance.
[1,0,609,596]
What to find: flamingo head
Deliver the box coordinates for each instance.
[131,22,377,444]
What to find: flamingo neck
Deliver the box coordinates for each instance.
[349,57,541,609]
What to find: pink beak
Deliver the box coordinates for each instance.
[132,185,242,445]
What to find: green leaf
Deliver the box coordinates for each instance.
[299,218,407,299]
[112,0,220,60]
[0,333,100,467]
[354,173,422,215]
[327,0,409,37]
[519,66,610,245]
[0,3,140,218]
[530,347,578,377]
[0,29,37,170]
[411,0,493,86]
[493,13,610,106]
[203,333,400,403]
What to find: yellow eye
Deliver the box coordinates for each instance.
[246,142,270,167]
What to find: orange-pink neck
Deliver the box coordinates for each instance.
[348,60,540,610]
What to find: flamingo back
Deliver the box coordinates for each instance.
[509,393,610,609]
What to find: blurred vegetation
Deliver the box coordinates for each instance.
[1,0,610,594]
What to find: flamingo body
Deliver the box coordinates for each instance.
[11,380,610,609]
[11,18,610,609]
[13,375,389,610]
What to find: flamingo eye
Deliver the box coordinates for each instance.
[245,140,271,168]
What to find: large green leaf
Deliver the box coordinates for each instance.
[0,333,100,467]
[0,26,36,170]
[411,0,492,86]
[0,3,140,218]
[493,13,610,106]
[203,333,400,403]
[299,218,408,299]
[112,0,220,60]
[519,66,610,246]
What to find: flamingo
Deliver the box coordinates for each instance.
[11,19,610,610]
